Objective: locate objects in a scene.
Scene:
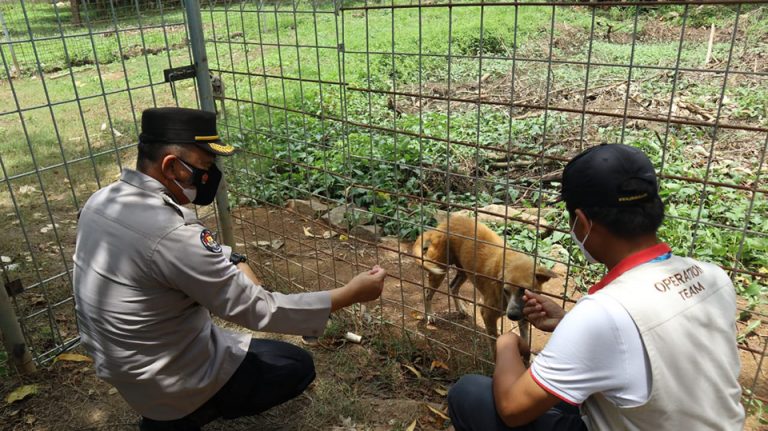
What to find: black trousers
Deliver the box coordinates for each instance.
[139,338,316,431]
[448,374,587,431]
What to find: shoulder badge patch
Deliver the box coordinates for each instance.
[200,229,222,253]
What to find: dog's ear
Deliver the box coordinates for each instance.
[535,266,558,285]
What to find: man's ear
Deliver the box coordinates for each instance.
[160,154,178,180]
[573,208,591,232]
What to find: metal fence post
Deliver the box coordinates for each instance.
[0,12,21,76]
[0,282,36,374]
[183,0,235,247]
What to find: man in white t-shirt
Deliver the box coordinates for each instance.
[447,144,744,430]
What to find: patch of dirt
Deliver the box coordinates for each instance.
[120,40,189,61]
[552,23,591,56]
[0,330,455,431]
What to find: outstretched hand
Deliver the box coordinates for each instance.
[347,265,386,303]
[330,265,386,311]
[522,291,565,333]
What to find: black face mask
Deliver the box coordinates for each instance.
[177,158,222,206]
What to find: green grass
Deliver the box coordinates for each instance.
[0,1,189,75]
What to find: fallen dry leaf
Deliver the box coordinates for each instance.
[303,226,316,237]
[402,363,422,379]
[433,387,448,397]
[425,404,449,420]
[5,384,38,404]
[430,360,449,371]
[405,419,417,431]
[54,353,92,364]
[108,388,118,395]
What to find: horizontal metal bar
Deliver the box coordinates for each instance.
[210,68,345,87]
[21,298,72,321]
[230,138,768,240]
[0,80,174,118]
[229,201,571,303]
[215,95,767,195]
[21,296,76,322]
[341,0,768,11]
[11,271,71,299]
[346,86,768,134]
[247,257,503,360]
[32,337,79,364]
[216,115,564,197]
[215,93,571,161]
[0,143,136,185]
[205,7,337,15]
[231,138,768,281]
[230,199,768,324]
[662,213,768,239]
[0,22,186,46]
[341,49,768,78]
[661,173,768,196]
[233,205,768,346]
[205,37,337,51]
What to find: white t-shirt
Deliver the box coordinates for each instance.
[529,294,651,407]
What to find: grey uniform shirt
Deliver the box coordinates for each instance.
[73,169,331,420]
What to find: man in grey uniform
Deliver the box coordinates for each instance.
[73,107,387,430]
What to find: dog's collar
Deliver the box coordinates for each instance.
[588,243,672,295]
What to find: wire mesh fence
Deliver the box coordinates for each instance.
[1,0,767,426]
[203,0,768,418]
[0,0,211,365]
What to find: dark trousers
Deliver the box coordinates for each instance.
[448,374,588,431]
[139,338,316,431]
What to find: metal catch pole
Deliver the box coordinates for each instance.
[183,0,235,247]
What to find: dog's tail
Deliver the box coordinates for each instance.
[412,230,447,275]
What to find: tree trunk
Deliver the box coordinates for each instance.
[70,0,81,26]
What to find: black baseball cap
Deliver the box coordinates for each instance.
[139,107,236,156]
[559,143,659,208]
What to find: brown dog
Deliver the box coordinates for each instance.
[412,216,557,349]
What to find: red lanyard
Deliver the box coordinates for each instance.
[588,243,672,295]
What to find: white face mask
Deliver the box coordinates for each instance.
[172,159,197,203]
[570,218,598,264]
